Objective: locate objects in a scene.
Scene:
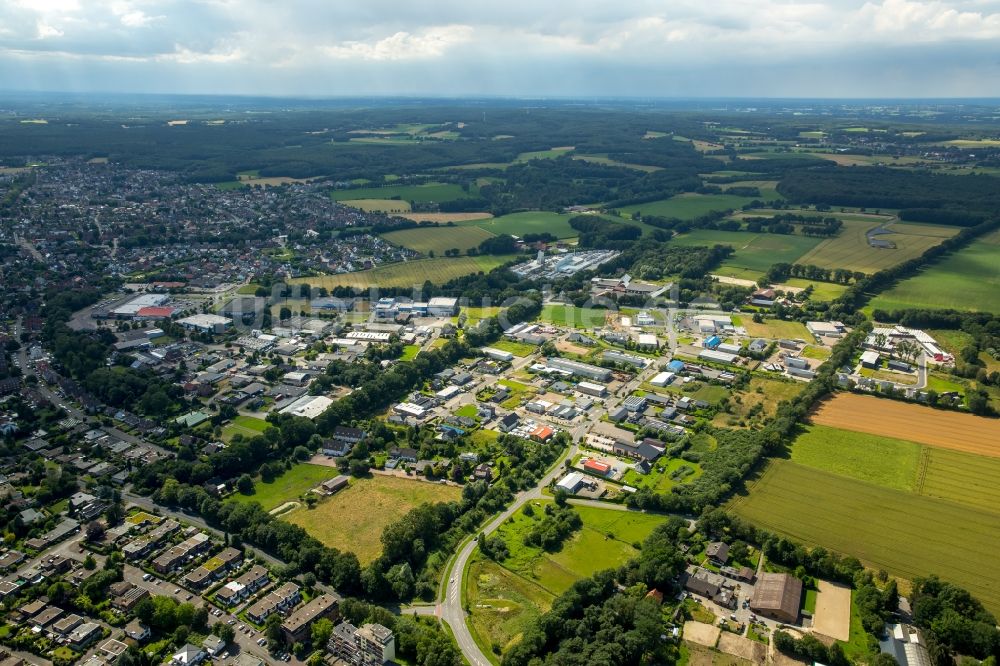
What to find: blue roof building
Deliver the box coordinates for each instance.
[703,335,722,349]
[667,360,685,373]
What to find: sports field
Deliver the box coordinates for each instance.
[289,255,513,290]
[284,475,461,564]
[729,460,1000,616]
[810,393,1000,457]
[330,182,473,204]
[467,501,664,656]
[221,415,271,443]
[619,193,759,220]
[229,463,335,511]
[868,229,1000,313]
[466,211,579,238]
[669,229,822,272]
[381,225,496,255]
[795,219,958,274]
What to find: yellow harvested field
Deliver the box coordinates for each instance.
[396,212,494,223]
[810,393,1000,457]
[338,199,413,213]
[795,219,958,274]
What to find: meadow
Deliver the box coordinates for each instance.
[381,225,496,255]
[788,425,922,492]
[538,304,612,328]
[795,219,958,274]
[220,415,271,443]
[284,475,461,564]
[330,182,474,204]
[571,154,662,173]
[740,317,812,340]
[229,463,335,511]
[729,460,1000,616]
[780,278,848,301]
[289,255,513,290]
[466,501,664,656]
[620,457,704,493]
[713,377,804,428]
[489,339,539,357]
[668,229,822,272]
[466,211,579,238]
[619,193,759,221]
[868,230,1000,313]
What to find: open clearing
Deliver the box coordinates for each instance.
[221,415,271,443]
[729,460,1000,616]
[741,317,811,341]
[381,225,496,255]
[338,199,412,213]
[289,255,513,290]
[285,475,460,564]
[572,154,662,173]
[810,393,1000,457]
[619,193,759,221]
[229,463,335,511]
[868,229,1000,313]
[713,377,803,428]
[467,211,579,238]
[538,304,611,328]
[396,212,493,223]
[812,581,852,642]
[717,633,766,663]
[796,219,958,275]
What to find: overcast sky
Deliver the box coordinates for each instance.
[1,0,998,98]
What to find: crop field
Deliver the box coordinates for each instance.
[729,460,1000,616]
[810,393,1000,457]
[718,180,782,200]
[538,304,612,328]
[285,475,460,564]
[619,193,759,221]
[397,212,494,223]
[919,448,1000,513]
[466,211,579,238]
[289,255,513,290]
[330,182,473,204]
[868,230,1000,313]
[669,229,822,272]
[789,425,922,491]
[381,225,496,255]
[467,501,664,657]
[795,219,958,274]
[338,199,412,213]
[229,463,335,511]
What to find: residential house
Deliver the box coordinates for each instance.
[170,644,207,666]
[281,593,341,644]
[328,622,396,666]
[246,582,301,624]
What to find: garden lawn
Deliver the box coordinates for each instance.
[229,463,334,511]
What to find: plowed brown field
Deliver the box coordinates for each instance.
[810,393,1000,458]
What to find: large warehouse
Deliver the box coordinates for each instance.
[750,573,803,624]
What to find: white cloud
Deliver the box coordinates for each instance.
[324,24,473,61]
[36,21,64,39]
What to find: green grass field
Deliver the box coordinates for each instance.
[229,463,335,511]
[868,230,1000,313]
[330,182,473,204]
[620,457,703,493]
[466,211,579,239]
[620,193,759,220]
[515,147,574,162]
[719,180,783,200]
[781,278,849,301]
[400,344,420,361]
[795,219,958,275]
[571,154,662,173]
[538,304,611,328]
[490,339,539,357]
[289,255,513,290]
[221,415,272,443]
[789,425,922,492]
[285,475,460,564]
[669,229,822,272]
[381,225,496,255]
[467,501,664,657]
[729,460,1000,616]
[918,447,1000,514]
[741,318,811,340]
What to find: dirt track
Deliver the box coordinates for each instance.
[810,394,1000,458]
[812,581,851,642]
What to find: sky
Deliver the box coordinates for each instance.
[0,0,998,98]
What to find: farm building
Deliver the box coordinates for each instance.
[750,573,803,623]
[319,476,349,495]
[860,350,882,369]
